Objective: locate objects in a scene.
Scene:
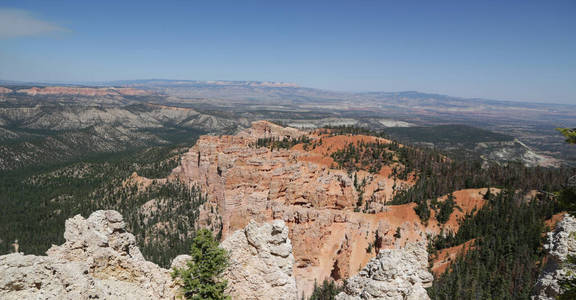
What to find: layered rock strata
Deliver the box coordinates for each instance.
[170,121,485,296]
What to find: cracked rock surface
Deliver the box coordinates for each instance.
[220,219,298,300]
[335,242,433,300]
[533,214,576,300]
[0,210,177,300]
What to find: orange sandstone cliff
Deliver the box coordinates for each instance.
[169,121,491,296]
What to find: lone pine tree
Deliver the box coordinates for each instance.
[172,229,230,300]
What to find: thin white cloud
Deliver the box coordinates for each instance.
[0,9,67,38]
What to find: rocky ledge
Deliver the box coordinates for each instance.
[0,210,298,300]
[222,219,298,299]
[173,219,299,300]
[533,214,576,300]
[336,242,433,300]
[0,210,176,299]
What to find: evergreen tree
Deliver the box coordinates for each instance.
[414,200,430,223]
[483,188,492,200]
[172,229,230,300]
[309,279,342,300]
[436,193,455,224]
[428,189,557,299]
[557,128,576,144]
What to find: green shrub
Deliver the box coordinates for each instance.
[309,279,342,300]
[172,229,230,300]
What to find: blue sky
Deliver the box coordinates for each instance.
[0,0,575,104]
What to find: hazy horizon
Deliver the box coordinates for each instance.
[1,0,575,104]
[3,76,576,106]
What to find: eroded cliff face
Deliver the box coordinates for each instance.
[0,210,177,300]
[170,120,488,296]
[533,214,576,300]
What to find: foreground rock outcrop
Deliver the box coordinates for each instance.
[0,210,177,300]
[221,219,298,300]
[0,209,300,299]
[172,219,298,300]
[533,214,576,300]
[335,242,433,300]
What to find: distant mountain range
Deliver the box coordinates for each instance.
[1,79,575,166]
[2,78,573,107]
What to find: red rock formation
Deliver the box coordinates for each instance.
[428,188,500,233]
[17,86,149,96]
[431,239,476,275]
[0,87,12,94]
[545,212,566,231]
[123,172,168,191]
[169,121,490,296]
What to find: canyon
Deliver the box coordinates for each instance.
[1,82,572,169]
[169,120,492,296]
[0,119,570,299]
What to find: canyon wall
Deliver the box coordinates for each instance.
[170,120,488,296]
